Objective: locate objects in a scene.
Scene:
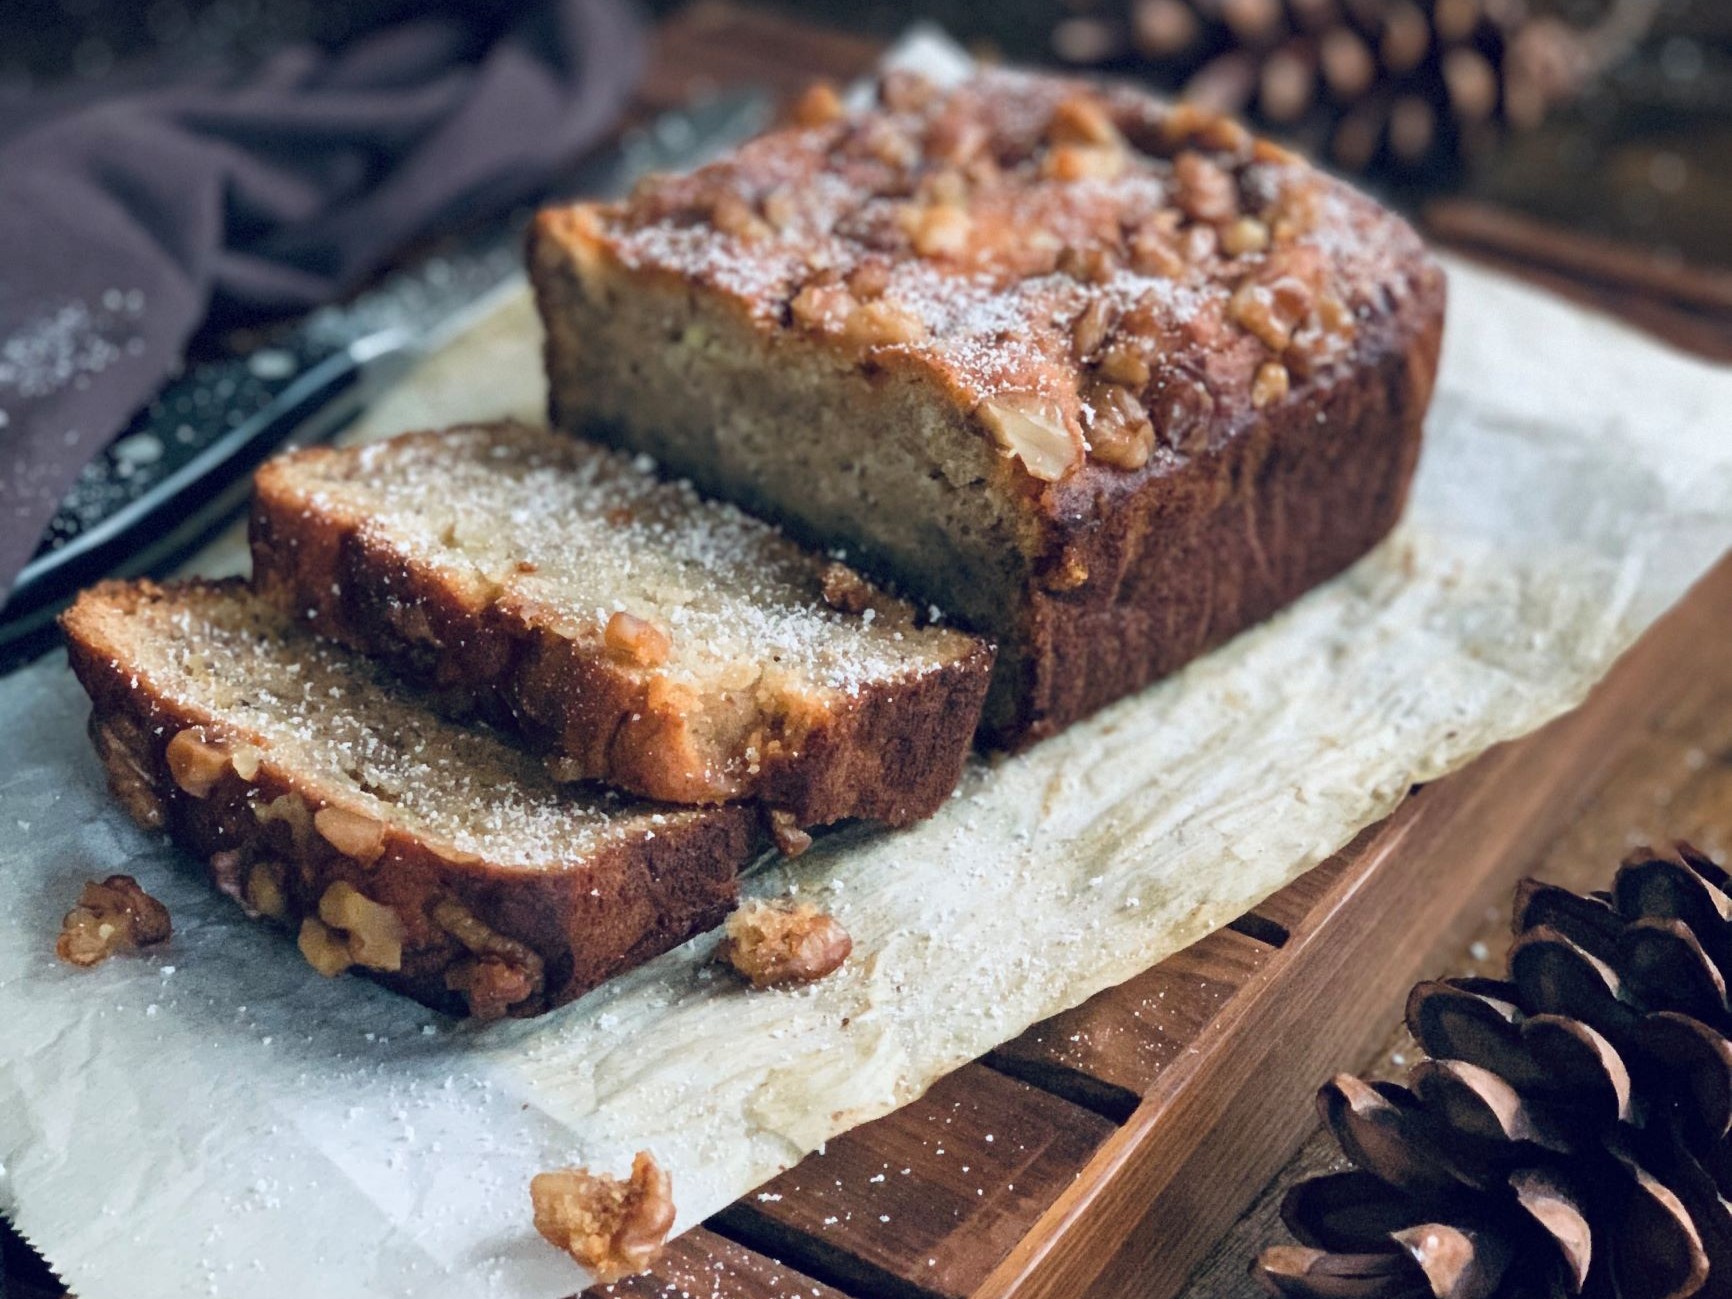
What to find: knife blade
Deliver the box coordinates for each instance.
[0,87,773,665]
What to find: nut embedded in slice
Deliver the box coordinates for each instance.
[298,916,353,977]
[56,874,171,967]
[165,727,231,798]
[531,1151,676,1283]
[717,898,852,988]
[314,804,387,864]
[603,610,673,668]
[318,881,406,972]
[433,899,546,1019]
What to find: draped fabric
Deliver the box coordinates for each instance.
[0,0,644,596]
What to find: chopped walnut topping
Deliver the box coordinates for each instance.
[840,298,927,347]
[1318,294,1356,335]
[925,114,988,167]
[1222,216,1272,257]
[1128,220,1187,279]
[1070,299,1115,359]
[768,809,813,858]
[433,900,546,1020]
[1252,361,1292,408]
[1160,103,1253,156]
[1056,244,1117,285]
[1153,376,1217,454]
[165,727,230,798]
[318,881,405,971]
[1173,151,1239,224]
[531,1152,676,1284]
[314,804,387,864]
[819,561,872,614]
[792,283,927,347]
[1271,177,1324,242]
[1043,142,1125,183]
[710,191,771,241]
[91,715,165,831]
[1229,277,1314,352]
[858,117,918,169]
[1087,383,1157,471]
[900,202,972,258]
[604,610,673,668]
[919,168,968,208]
[57,875,171,967]
[790,281,854,332]
[1097,342,1152,389]
[760,187,800,232]
[789,81,845,129]
[1048,96,1120,147]
[718,899,852,988]
[978,394,1083,483]
[845,261,891,299]
[1183,223,1220,263]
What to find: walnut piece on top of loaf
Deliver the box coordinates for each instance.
[531,69,1445,747]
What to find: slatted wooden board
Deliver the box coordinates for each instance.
[5,7,1729,1299]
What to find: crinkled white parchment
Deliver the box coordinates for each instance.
[2,250,1730,1299]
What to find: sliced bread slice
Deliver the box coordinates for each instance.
[61,579,758,1019]
[250,423,993,828]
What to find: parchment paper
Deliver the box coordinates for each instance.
[2,252,1730,1297]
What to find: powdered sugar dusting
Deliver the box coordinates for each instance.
[0,292,147,406]
[96,583,717,866]
[580,68,1431,443]
[292,425,970,697]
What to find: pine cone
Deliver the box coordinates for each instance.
[1051,0,1660,179]
[1254,843,1732,1299]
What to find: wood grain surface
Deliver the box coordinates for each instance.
[4,6,1727,1299]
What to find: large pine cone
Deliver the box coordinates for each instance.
[1052,0,1658,179]
[1255,843,1732,1299]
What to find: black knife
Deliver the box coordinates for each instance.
[0,88,772,667]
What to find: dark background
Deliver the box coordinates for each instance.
[3,0,1728,267]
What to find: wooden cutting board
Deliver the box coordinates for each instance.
[6,556,1727,1299]
[5,7,1729,1298]
[553,550,1727,1299]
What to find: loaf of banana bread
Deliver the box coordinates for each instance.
[250,423,992,828]
[530,70,1446,746]
[62,580,759,1018]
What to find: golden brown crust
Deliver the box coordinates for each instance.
[61,579,755,1018]
[249,431,993,826]
[534,70,1435,494]
[530,70,1446,746]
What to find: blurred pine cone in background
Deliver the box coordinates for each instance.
[1050,0,1661,183]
